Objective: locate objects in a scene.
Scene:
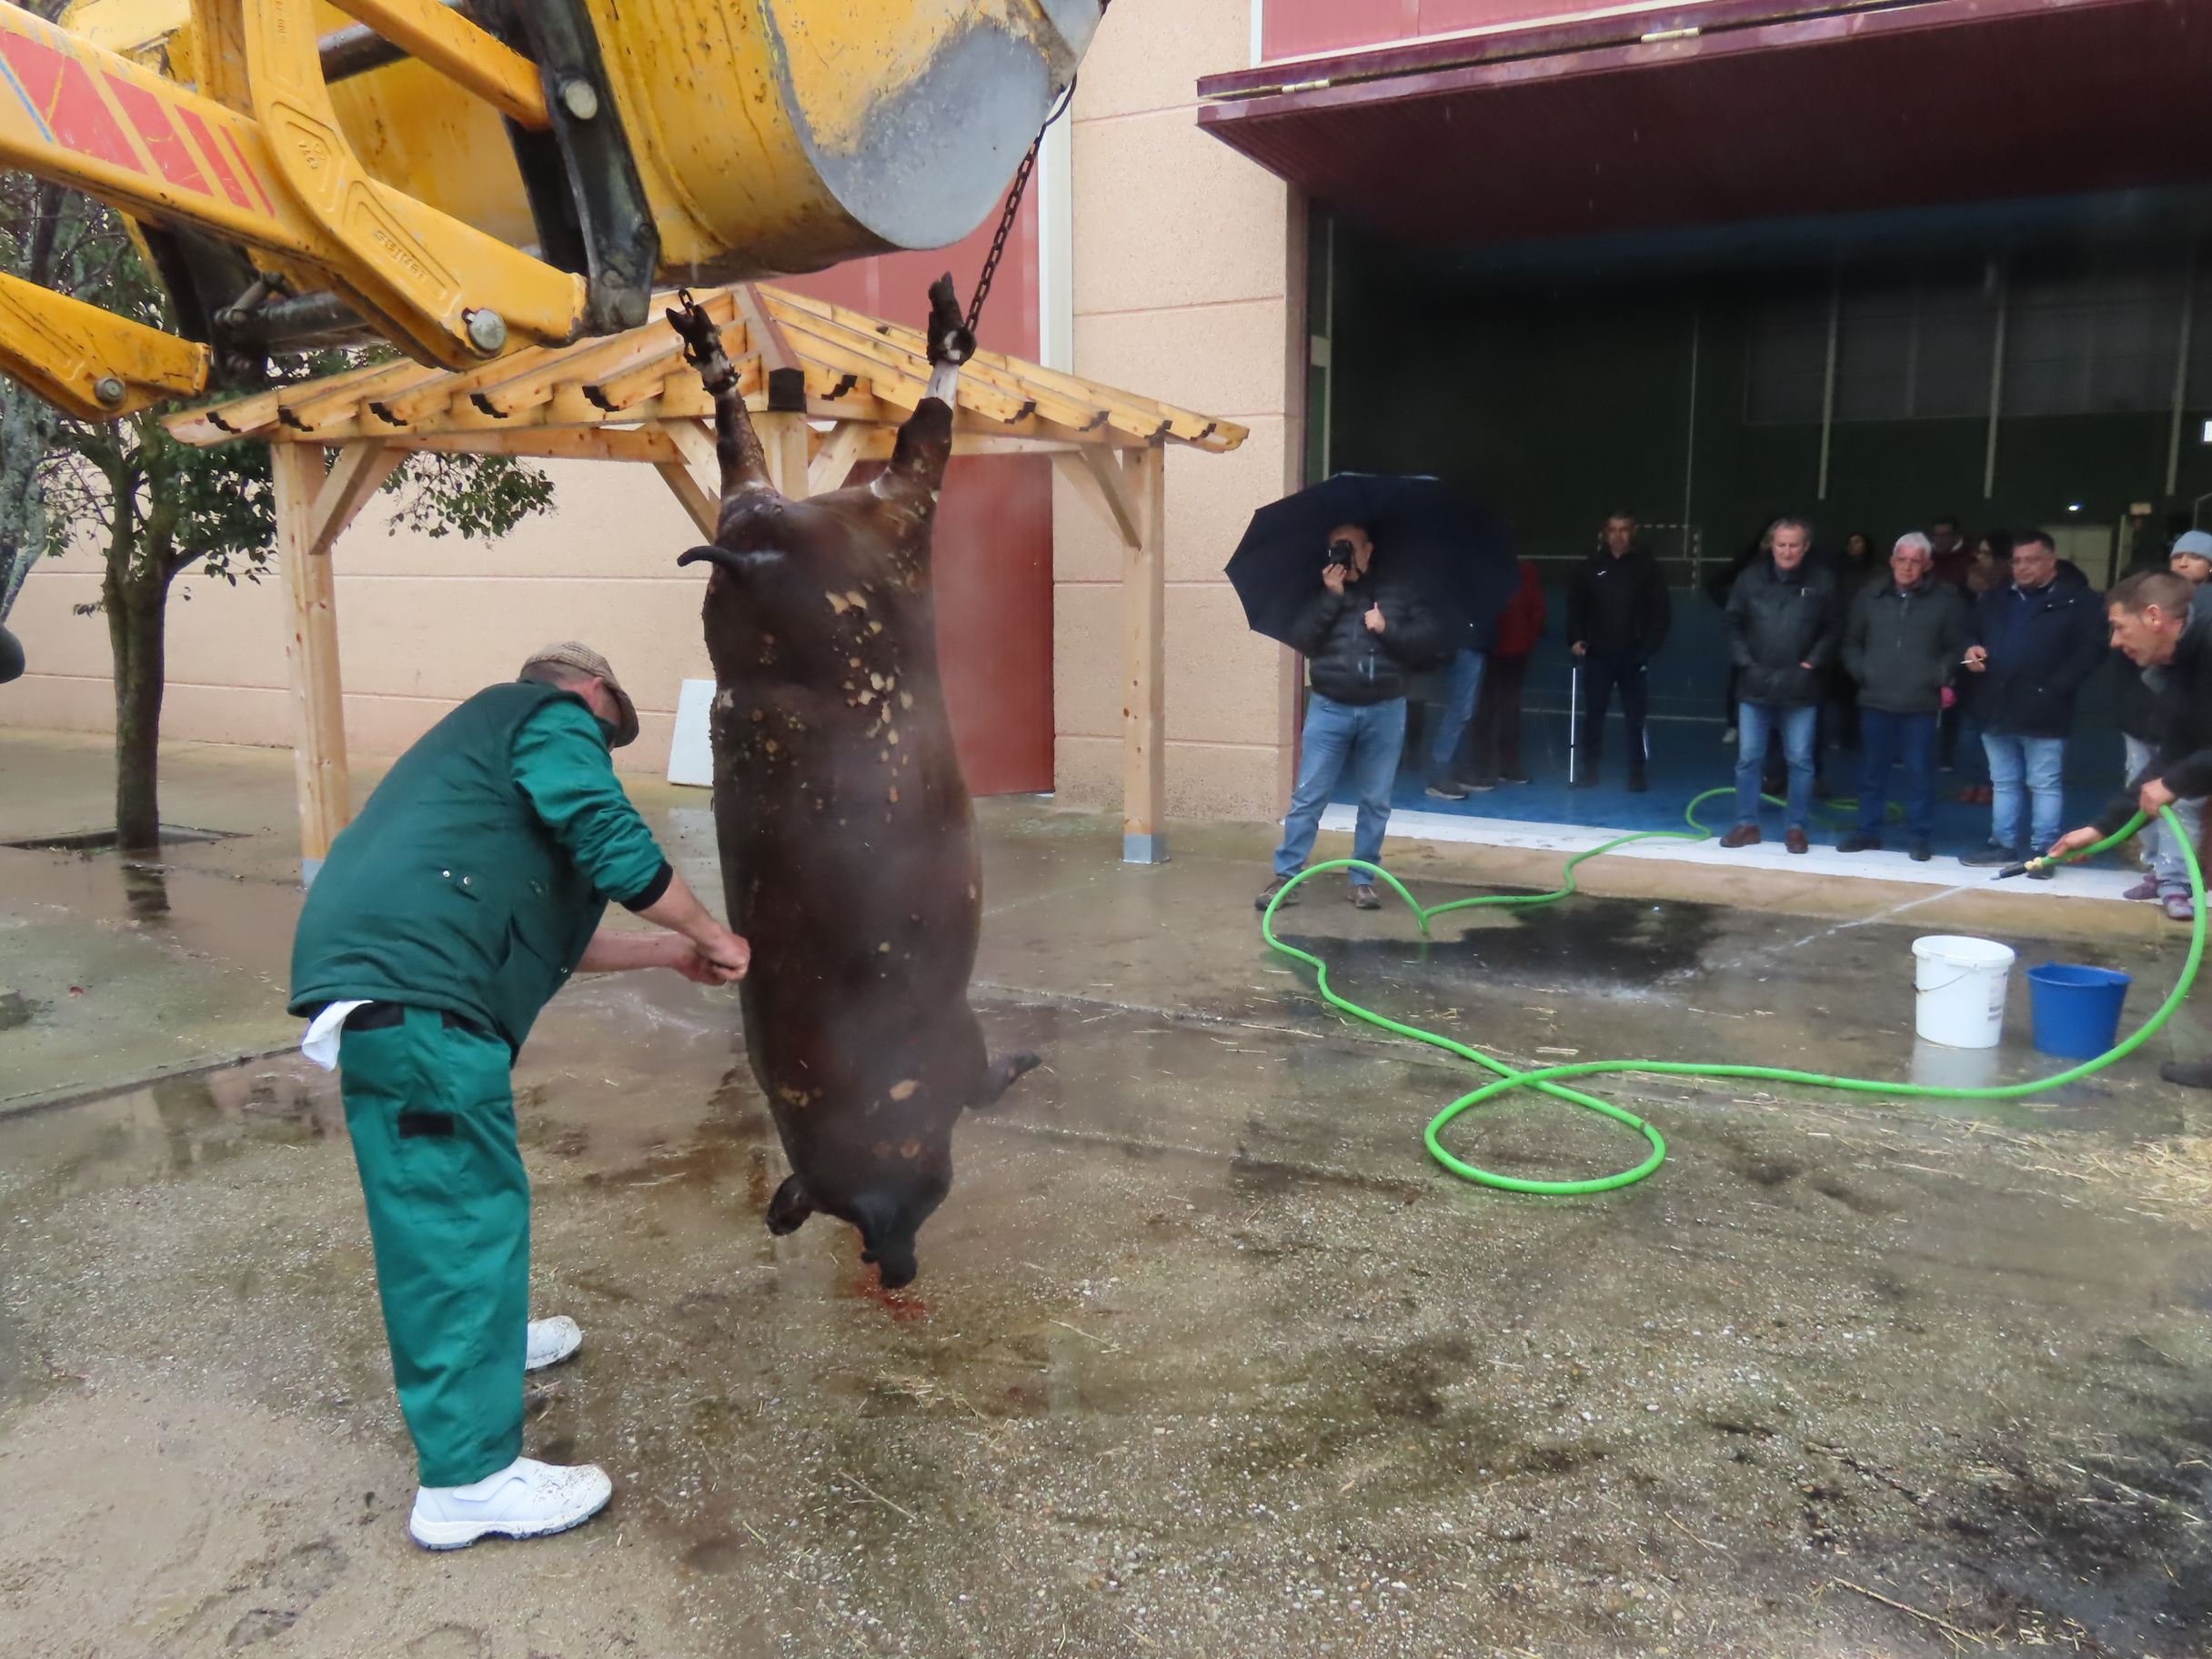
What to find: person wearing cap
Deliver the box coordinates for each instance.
[289,643,750,1550]
[2170,528,2212,588]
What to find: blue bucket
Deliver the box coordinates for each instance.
[2026,963,2132,1059]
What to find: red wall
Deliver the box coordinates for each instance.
[779,187,1053,797]
[1262,0,1689,61]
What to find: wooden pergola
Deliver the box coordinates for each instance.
[166,283,1246,877]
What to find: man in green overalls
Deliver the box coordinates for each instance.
[291,642,749,1550]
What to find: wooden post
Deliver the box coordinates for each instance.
[807,422,867,495]
[271,443,351,885]
[1123,444,1167,864]
[756,410,811,498]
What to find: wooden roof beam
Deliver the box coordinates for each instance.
[306,441,404,556]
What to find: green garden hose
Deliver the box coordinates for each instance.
[1259,796,2201,1195]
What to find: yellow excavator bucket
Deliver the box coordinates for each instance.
[2,0,1100,407]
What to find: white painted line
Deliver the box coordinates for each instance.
[1313,805,2141,903]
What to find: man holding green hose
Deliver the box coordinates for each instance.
[2046,571,2212,1088]
[291,643,749,1548]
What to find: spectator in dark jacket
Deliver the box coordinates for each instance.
[1567,513,1671,791]
[1422,610,1491,802]
[1720,518,1837,853]
[1945,532,2011,801]
[1927,516,1974,588]
[1704,518,1778,741]
[1957,531,2109,867]
[1825,531,1883,758]
[1463,557,1546,789]
[2046,571,2212,1084]
[1835,534,1966,861]
[1259,522,1444,912]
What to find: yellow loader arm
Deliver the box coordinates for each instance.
[0,0,1100,416]
[0,266,207,417]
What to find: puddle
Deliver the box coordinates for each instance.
[1280,890,1724,995]
[1,824,238,852]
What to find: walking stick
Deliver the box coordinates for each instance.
[1568,662,1582,786]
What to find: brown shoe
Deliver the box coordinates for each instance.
[1349,883,1382,910]
[1255,875,1299,911]
[1719,824,1762,850]
[1785,827,1809,855]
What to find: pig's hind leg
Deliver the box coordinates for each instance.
[666,290,773,502]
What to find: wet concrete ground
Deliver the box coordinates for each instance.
[4,731,2212,1655]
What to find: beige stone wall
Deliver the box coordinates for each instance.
[3,3,1302,818]
[5,463,713,777]
[1053,0,1303,825]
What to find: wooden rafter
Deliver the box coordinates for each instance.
[307,442,402,557]
[166,283,1247,458]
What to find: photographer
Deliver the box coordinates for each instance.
[1258,522,1443,912]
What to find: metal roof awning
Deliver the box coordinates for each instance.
[1199,0,2212,247]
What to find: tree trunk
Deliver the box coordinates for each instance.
[107,568,166,852]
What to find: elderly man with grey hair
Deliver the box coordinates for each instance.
[1838,533,1966,860]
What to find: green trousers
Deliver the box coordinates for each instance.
[338,1006,528,1488]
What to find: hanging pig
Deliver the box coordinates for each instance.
[666,279,1037,1289]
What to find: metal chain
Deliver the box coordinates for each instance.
[965,1,1107,338]
[965,141,1037,339]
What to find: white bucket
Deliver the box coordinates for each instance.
[1912,935,2016,1049]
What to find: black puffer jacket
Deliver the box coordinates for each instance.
[2096,599,2212,834]
[1965,569,2108,739]
[1288,571,1445,706]
[2107,646,2160,742]
[1844,578,1966,716]
[1727,556,1839,707]
[1568,546,1671,659]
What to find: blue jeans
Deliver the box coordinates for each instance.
[1734,701,1816,830]
[1983,733,2066,852]
[1426,649,1486,784]
[1857,709,1937,842]
[1275,693,1409,887]
[2123,734,2207,898]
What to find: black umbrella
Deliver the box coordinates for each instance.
[1225,473,1518,649]
[0,623,22,687]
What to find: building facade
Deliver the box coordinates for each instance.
[7,0,2208,827]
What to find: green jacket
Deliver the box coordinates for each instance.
[289,680,672,1054]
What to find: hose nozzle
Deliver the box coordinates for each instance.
[1993,855,2049,880]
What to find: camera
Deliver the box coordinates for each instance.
[1325,538,1355,568]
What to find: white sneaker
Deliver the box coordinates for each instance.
[526,1315,582,1372]
[408,1456,612,1551]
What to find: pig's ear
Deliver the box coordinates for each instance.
[765,1173,816,1235]
[679,546,783,577]
[967,1051,1041,1112]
